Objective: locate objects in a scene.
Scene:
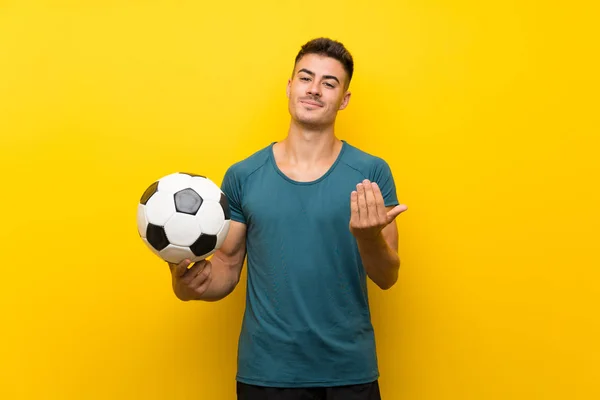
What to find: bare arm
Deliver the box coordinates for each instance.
[350,179,407,290]
[168,221,247,302]
[355,210,400,290]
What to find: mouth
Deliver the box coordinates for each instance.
[300,100,324,108]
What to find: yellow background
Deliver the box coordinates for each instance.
[1,1,598,399]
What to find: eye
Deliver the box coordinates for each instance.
[324,82,335,88]
[300,77,310,81]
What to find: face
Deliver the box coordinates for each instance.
[286,53,351,128]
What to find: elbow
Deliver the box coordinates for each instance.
[379,282,395,291]
[377,276,398,290]
[378,261,400,290]
[230,270,242,291]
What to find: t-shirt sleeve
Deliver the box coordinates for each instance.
[220,165,247,224]
[371,158,399,208]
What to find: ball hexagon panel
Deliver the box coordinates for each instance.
[158,173,192,194]
[145,191,176,226]
[190,234,217,257]
[197,249,217,261]
[189,176,221,202]
[146,224,170,251]
[159,244,196,264]
[219,193,231,220]
[196,200,225,235]
[174,188,203,215]
[164,212,202,247]
[137,204,148,238]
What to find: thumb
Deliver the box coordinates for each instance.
[386,204,408,221]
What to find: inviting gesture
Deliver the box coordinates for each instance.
[350,179,408,241]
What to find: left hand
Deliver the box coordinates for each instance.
[350,179,408,240]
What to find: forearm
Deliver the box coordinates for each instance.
[198,252,242,301]
[356,233,400,290]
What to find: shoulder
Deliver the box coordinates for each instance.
[339,141,393,178]
[341,141,398,205]
[224,143,272,183]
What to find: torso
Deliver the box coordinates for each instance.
[222,140,398,387]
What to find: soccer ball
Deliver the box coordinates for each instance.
[136,172,231,264]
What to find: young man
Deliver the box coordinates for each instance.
[168,37,408,400]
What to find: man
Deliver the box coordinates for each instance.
[168,37,408,400]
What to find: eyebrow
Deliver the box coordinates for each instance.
[298,68,340,84]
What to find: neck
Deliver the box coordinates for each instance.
[280,119,341,164]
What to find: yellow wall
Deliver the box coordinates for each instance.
[1,1,598,399]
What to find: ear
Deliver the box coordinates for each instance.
[338,91,352,110]
[286,79,291,98]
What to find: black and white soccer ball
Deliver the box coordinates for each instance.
[136,172,231,264]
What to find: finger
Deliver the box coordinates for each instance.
[180,261,206,283]
[170,259,192,278]
[363,180,379,224]
[190,260,211,288]
[356,182,368,222]
[350,190,359,225]
[194,269,213,295]
[386,204,409,221]
[371,182,388,223]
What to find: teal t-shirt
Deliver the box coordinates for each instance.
[220,140,399,388]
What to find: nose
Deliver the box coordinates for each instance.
[307,81,321,97]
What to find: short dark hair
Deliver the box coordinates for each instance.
[293,37,354,87]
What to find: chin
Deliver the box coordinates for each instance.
[297,110,326,124]
[298,118,331,129]
[289,106,332,127]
